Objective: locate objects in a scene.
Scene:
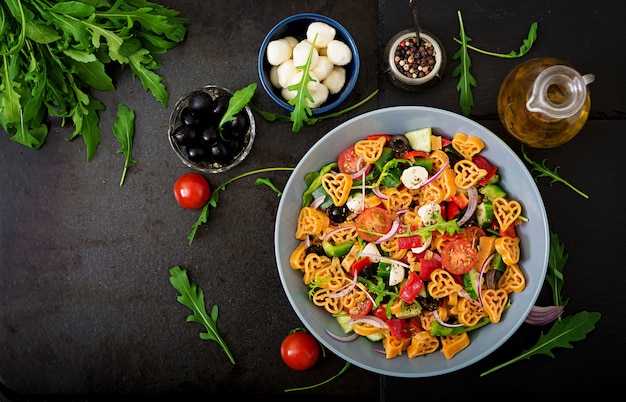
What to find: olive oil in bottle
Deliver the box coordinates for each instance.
[497,57,594,148]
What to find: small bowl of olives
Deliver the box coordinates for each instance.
[168,85,255,173]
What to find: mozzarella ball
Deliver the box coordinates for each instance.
[306,83,329,108]
[323,66,346,94]
[266,39,293,66]
[269,66,280,88]
[283,35,298,48]
[306,21,336,47]
[311,56,334,80]
[275,59,298,88]
[281,87,297,102]
[292,40,319,68]
[326,39,352,66]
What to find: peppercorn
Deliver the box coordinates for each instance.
[393,36,436,79]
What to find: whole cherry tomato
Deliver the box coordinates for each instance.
[173,172,211,210]
[280,330,320,371]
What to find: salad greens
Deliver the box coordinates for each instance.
[287,34,319,132]
[112,104,136,186]
[480,232,600,376]
[218,83,256,134]
[169,265,235,364]
[284,361,351,393]
[0,0,187,161]
[521,145,589,199]
[452,10,537,116]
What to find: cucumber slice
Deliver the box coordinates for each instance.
[334,311,355,334]
[404,127,432,152]
[476,200,494,229]
[463,269,481,299]
[366,332,385,342]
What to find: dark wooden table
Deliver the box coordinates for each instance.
[1,1,623,400]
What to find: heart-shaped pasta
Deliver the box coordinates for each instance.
[481,288,509,323]
[354,136,386,163]
[452,132,485,160]
[321,172,353,206]
[493,197,522,231]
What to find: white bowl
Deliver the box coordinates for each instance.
[274,106,549,377]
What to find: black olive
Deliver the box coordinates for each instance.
[226,113,250,137]
[180,107,201,127]
[417,295,440,312]
[212,95,231,119]
[306,244,325,255]
[359,264,378,278]
[199,125,219,147]
[326,205,350,224]
[208,142,232,164]
[389,135,411,154]
[186,146,207,162]
[173,125,198,146]
[187,91,214,114]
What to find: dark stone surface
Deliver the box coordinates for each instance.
[1,0,624,400]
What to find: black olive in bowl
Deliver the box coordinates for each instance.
[168,85,255,173]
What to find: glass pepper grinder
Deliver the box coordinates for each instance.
[497,57,595,148]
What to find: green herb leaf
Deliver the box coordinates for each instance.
[453,22,538,58]
[218,83,256,131]
[451,10,476,117]
[284,361,351,392]
[168,266,236,364]
[112,104,137,186]
[521,145,589,198]
[255,177,282,196]
[188,167,295,244]
[287,35,318,132]
[547,231,569,308]
[480,311,601,376]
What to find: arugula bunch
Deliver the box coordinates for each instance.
[0,0,187,161]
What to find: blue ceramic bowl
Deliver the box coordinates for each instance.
[258,13,360,115]
[274,106,550,377]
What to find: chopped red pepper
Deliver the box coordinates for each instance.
[446,201,460,220]
[398,271,424,303]
[397,234,423,249]
[473,155,498,186]
[418,257,442,281]
[387,318,411,339]
[401,150,430,161]
[366,134,391,141]
[441,137,453,148]
[372,304,389,321]
[351,256,372,274]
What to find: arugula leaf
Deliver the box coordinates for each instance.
[112,104,137,186]
[284,361,351,392]
[287,34,318,132]
[521,145,589,198]
[255,177,282,196]
[169,266,235,364]
[453,22,538,58]
[188,167,295,244]
[451,10,476,117]
[547,232,569,308]
[218,83,256,131]
[480,311,601,376]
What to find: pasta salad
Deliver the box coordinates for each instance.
[289,129,526,360]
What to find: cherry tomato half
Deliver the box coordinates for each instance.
[280,331,320,371]
[173,172,211,210]
[355,206,393,242]
[441,238,479,275]
[337,145,371,176]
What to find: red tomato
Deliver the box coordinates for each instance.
[355,207,393,242]
[280,331,320,371]
[337,145,371,176]
[441,238,479,275]
[464,225,486,244]
[173,172,211,210]
[346,297,373,319]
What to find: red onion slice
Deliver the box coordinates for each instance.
[323,225,355,242]
[433,310,464,327]
[350,157,370,179]
[477,253,496,307]
[419,160,450,188]
[347,315,389,329]
[457,186,479,226]
[325,329,360,342]
[309,194,325,210]
[372,186,388,200]
[524,305,565,326]
[328,270,358,299]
